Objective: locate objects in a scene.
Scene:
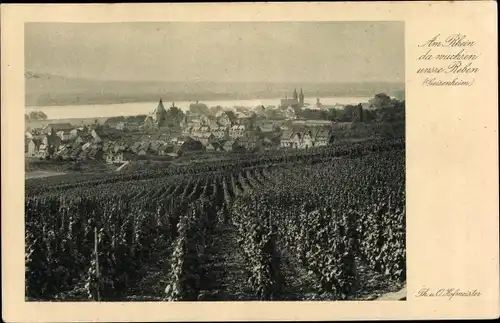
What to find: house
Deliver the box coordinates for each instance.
[91,128,123,142]
[138,141,151,153]
[217,111,238,127]
[191,125,211,139]
[211,126,229,140]
[44,123,74,134]
[114,142,130,154]
[199,115,213,126]
[221,140,235,152]
[69,128,82,139]
[56,145,72,160]
[182,125,194,136]
[128,142,142,154]
[78,149,89,161]
[256,124,272,133]
[57,130,73,142]
[106,146,135,164]
[234,136,259,152]
[229,125,246,139]
[312,128,331,147]
[280,126,330,149]
[69,126,91,138]
[25,138,42,157]
[74,133,93,145]
[69,145,84,160]
[156,133,171,143]
[280,129,293,148]
[81,141,93,152]
[101,141,114,153]
[256,123,282,140]
[105,150,115,164]
[187,119,203,128]
[197,133,216,147]
[142,115,155,131]
[205,141,221,152]
[137,149,148,157]
[37,143,47,158]
[285,107,298,120]
[104,119,121,129]
[175,137,204,155]
[88,147,104,160]
[115,122,126,130]
[57,142,80,160]
[238,113,257,129]
[124,122,140,131]
[294,130,314,149]
[148,141,162,154]
[171,135,193,147]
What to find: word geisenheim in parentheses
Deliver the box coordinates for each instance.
[416,33,480,87]
[415,288,482,300]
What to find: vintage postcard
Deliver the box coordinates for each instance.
[1,2,498,322]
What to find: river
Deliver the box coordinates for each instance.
[25,96,371,120]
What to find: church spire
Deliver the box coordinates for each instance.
[158,98,164,110]
[293,88,298,101]
[299,88,304,106]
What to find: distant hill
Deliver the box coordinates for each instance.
[25,71,405,107]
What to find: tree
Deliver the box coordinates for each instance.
[166,106,184,122]
[325,108,338,121]
[105,116,126,125]
[338,105,357,122]
[352,104,364,122]
[297,108,326,120]
[265,109,285,120]
[369,93,393,109]
[209,105,224,116]
[47,145,56,159]
[245,112,257,128]
[28,111,48,120]
[362,109,375,123]
[189,102,209,115]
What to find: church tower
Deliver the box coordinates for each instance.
[155,99,167,128]
[299,88,304,106]
[293,88,298,102]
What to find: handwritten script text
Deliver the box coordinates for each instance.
[417,34,480,87]
[415,288,481,300]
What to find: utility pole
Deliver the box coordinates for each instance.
[94,227,101,302]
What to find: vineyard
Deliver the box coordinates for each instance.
[25,138,406,301]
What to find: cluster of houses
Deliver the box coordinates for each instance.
[25,99,338,164]
[280,127,330,149]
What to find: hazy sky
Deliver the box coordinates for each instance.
[25,21,404,83]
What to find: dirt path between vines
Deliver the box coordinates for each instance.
[280,251,405,301]
[200,223,405,301]
[201,224,257,301]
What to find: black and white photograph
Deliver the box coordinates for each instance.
[24,21,406,302]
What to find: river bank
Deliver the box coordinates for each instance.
[25,96,372,120]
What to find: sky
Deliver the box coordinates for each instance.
[25,21,404,83]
